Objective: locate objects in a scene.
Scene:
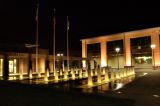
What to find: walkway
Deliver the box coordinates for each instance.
[99,68,160,106]
[0,68,160,105]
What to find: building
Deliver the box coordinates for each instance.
[81,27,160,68]
[0,43,82,79]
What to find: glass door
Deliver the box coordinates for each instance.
[9,59,17,74]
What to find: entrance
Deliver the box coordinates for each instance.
[0,59,3,76]
[9,59,17,74]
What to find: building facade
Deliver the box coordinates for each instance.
[81,27,160,68]
[0,52,82,79]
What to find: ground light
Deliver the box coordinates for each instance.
[19,73,23,80]
[44,68,49,81]
[114,83,124,90]
[153,94,160,98]
[29,69,33,79]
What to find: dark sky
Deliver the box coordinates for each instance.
[0,0,160,55]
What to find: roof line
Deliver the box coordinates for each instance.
[80,27,160,41]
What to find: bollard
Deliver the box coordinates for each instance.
[75,68,78,75]
[91,69,94,76]
[79,69,82,78]
[123,68,127,77]
[71,68,75,79]
[84,69,88,78]
[120,69,124,78]
[54,69,59,80]
[110,69,114,80]
[64,69,68,80]
[38,71,41,78]
[19,70,23,80]
[102,67,105,75]
[94,68,97,76]
[116,70,120,79]
[60,69,63,76]
[29,69,32,79]
[104,67,109,82]
[126,67,129,76]
[97,67,101,83]
[87,69,93,86]
[44,68,49,81]
[132,67,135,75]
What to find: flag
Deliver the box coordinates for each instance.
[67,16,69,30]
[53,8,56,25]
[53,16,56,25]
[35,4,39,21]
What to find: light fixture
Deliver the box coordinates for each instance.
[57,53,60,56]
[150,44,156,49]
[57,53,63,56]
[115,47,120,53]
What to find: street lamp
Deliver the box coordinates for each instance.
[150,44,156,70]
[115,47,120,70]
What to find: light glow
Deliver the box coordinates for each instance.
[82,60,86,68]
[0,59,3,76]
[29,69,32,79]
[153,94,160,98]
[71,69,75,79]
[117,91,122,94]
[115,47,120,53]
[101,59,107,67]
[57,53,63,56]
[135,56,151,61]
[88,82,93,86]
[54,70,59,80]
[57,53,60,56]
[143,73,148,75]
[20,74,23,80]
[114,83,124,90]
[151,44,156,49]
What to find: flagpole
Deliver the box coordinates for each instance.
[67,16,69,72]
[53,8,56,72]
[36,3,40,77]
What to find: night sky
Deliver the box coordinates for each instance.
[0,0,160,55]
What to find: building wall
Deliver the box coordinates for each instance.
[108,55,124,68]
[81,27,160,68]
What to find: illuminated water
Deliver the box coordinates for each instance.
[12,75,135,93]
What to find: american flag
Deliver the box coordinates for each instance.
[35,4,39,21]
[67,16,69,30]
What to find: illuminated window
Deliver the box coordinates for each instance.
[13,59,17,73]
[0,59,3,75]
[9,60,14,73]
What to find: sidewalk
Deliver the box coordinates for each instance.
[0,68,159,106]
[99,68,160,106]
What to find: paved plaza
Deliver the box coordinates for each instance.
[0,68,160,106]
[99,68,160,106]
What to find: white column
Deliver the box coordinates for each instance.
[101,42,107,67]
[82,40,87,68]
[88,69,93,86]
[97,67,101,83]
[124,36,131,66]
[151,32,160,66]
